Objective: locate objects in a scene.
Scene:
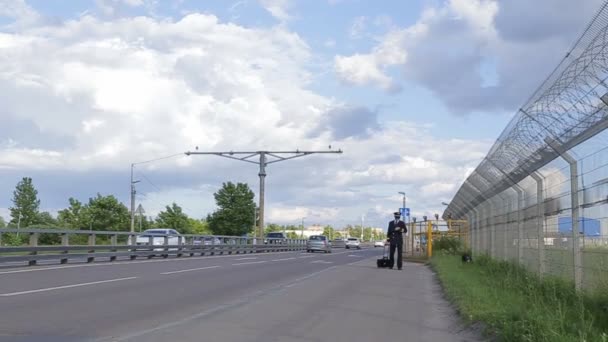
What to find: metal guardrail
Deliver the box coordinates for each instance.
[0,228,307,266]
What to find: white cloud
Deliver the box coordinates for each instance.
[123,0,144,6]
[0,0,40,27]
[334,54,395,91]
[0,9,491,228]
[259,0,291,22]
[333,0,601,113]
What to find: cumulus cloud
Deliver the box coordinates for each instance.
[0,0,39,27]
[0,7,491,228]
[334,0,604,114]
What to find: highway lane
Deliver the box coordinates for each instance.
[0,248,378,341]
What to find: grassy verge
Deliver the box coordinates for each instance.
[431,254,608,342]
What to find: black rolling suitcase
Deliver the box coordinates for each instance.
[377,244,394,268]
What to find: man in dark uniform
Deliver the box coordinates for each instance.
[387,211,407,270]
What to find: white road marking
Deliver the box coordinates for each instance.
[0,251,304,275]
[311,260,333,264]
[232,261,267,266]
[348,255,362,257]
[235,257,257,261]
[160,266,220,275]
[0,277,138,297]
[271,257,296,262]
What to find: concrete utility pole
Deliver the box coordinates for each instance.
[184,149,343,240]
[130,164,141,239]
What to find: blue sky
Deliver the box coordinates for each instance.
[0,0,602,229]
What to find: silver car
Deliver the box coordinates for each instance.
[306,235,332,253]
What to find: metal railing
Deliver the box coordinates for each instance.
[0,228,307,266]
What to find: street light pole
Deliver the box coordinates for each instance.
[185,149,343,242]
[301,217,305,238]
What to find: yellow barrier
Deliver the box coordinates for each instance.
[406,219,469,260]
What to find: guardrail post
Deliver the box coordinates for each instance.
[163,236,169,258]
[110,234,118,262]
[28,232,39,266]
[60,233,69,264]
[177,236,183,258]
[129,234,137,260]
[87,233,96,263]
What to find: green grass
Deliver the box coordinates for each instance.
[431,254,608,342]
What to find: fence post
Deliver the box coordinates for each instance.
[489,201,495,258]
[530,172,545,278]
[516,189,524,265]
[505,198,511,261]
[60,233,69,264]
[545,139,582,289]
[427,220,433,258]
[28,232,39,266]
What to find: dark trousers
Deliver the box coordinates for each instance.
[389,242,403,269]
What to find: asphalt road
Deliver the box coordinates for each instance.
[0,248,480,342]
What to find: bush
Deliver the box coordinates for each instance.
[433,235,464,255]
[2,233,27,246]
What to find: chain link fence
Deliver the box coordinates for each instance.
[444,1,608,291]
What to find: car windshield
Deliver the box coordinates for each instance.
[348,238,358,241]
[309,236,326,241]
[266,233,284,238]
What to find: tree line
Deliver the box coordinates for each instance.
[0,177,385,243]
[1,177,256,236]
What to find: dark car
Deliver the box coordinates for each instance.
[265,232,287,244]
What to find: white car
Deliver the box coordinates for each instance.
[136,229,183,251]
[345,238,361,249]
[374,240,386,248]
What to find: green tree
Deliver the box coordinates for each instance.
[0,216,5,228]
[156,203,191,233]
[208,182,255,236]
[333,231,343,239]
[286,231,299,239]
[36,212,58,226]
[9,177,40,228]
[362,227,372,242]
[346,224,362,239]
[188,218,211,235]
[85,194,129,231]
[135,215,154,232]
[265,223,282,234]
[58,198,86,229]
[322,225,334,239]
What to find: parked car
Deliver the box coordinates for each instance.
[135,229,183,252]
[264,232,287,244]
[345,237,361,249]
[307,235,331,253]
[374,240,386,248]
